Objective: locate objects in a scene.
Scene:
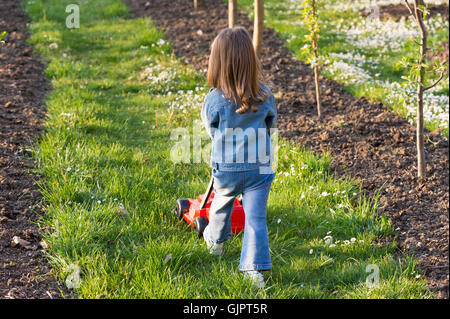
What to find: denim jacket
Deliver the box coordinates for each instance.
[201,85,277,173]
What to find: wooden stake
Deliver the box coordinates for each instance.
[253,0,264,57]
[229,0,238,28]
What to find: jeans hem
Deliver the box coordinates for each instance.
[239,263,272,271]
[204,228,231,245]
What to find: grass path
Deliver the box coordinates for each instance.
[25,0,432,298]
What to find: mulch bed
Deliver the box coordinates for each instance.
[362,3,449,21]
[125,0,449,298]
[0,0,67,298]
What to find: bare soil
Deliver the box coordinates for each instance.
[0,0,67,299]
[125,0,449,298]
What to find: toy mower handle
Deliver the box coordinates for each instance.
[200,176,214,209]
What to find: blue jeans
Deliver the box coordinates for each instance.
[203,166,275,271]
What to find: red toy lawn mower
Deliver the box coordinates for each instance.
[172,177,245,237]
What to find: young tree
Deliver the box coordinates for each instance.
[301,0,322,119]
[229,0,238,28]
[401,0,447,178]
[253,0,264,57]
[0,31,6,45]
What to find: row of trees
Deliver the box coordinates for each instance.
[193,0,447,179]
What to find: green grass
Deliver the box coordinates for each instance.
[25,0,433,298]
[236,0,449,137]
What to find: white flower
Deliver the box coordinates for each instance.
[324,235,333,245]
[309,249,313,254]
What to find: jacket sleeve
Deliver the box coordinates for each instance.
[265,94,277,135]
[201,97,220,139]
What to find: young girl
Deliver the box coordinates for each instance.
[201,27,277,288]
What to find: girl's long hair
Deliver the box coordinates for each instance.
[207,27,269,114]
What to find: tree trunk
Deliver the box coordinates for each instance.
[253,0,264,57]
[311,0,322,119]
[229,0,238,28]
[313,65,322,119]
[413,0,427,178]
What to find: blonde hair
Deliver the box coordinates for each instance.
[207,27,269,114]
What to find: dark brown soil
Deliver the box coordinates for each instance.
[362,3,449,21]
[0,0,67,298]
[125,0,449,298]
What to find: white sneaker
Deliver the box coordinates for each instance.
[243,270,265,288]
[204,238,223,256]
